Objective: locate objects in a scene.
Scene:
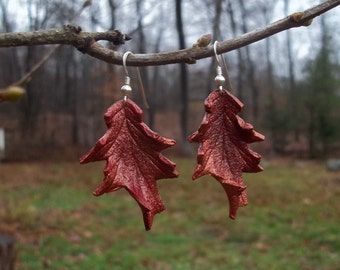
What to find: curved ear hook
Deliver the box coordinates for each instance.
[213,41,234,92]
[121,51,149,108]
[121,51,133,101]
[214,41,225,90]
[122,51,132,76]
[213,41,221,66]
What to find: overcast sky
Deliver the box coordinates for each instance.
[3,0,339,79]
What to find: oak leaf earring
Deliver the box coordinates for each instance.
[80,52,179,231]
[188,41,265,219]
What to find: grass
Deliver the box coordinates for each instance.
[0,158,339,269]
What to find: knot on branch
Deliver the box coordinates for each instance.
[63,24,82,34]
[72,28,131,53]
[109,30,132,46]
[63,24,92,53]
[290,12,313,27]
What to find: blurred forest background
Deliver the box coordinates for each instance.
[0,0,339,161]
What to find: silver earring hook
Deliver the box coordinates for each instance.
[213,41,234,93]
[122,51,132,76]
[121,51,133,101]
[214,41,225,90]
[213,41,221,66]
[120,51,149,107]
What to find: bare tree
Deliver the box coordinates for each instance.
[107,0,117,29]
[284,0,296,94]
[226,0,245,101]
[284,0,300,141]
[260,1,286,154]
[175,0,189,146]
[149,3,166,129]
[0,0,21,85]
[238,0,260,123]
[206,0,223,95]
[135,0,150,116]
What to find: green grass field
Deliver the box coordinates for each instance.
[0,158,339,269]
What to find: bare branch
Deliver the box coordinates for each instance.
[0,0,338,67]
[0,26,130,48]
[80,0,340,66]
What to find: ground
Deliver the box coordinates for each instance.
[0,158,339,269]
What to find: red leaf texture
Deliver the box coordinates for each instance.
[188,90,265,219]
[80,99,178,230]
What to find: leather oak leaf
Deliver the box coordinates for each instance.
[80,99,178,230]
[188,89,265,219]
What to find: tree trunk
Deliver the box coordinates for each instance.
[284,0,299,140]
[206,0,223,95]
[284,0,295,93]
[262,2,281,154]
[0,235,16,270]
[175,0,189,146]
[107,0,116,30]
[239,0,260,123]
[226,0,245,100]
[136,0,151,125]
[0,0,22,83]
[149,4,165,130]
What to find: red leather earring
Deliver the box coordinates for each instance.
[188,41,265,219]
[80,52,178,231]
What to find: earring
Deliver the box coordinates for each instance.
[188,41,265,219]
[80,52,178,231]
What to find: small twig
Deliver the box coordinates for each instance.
[14,45,59,86]
[11,0,93,87]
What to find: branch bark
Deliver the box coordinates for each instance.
[0,26,130,48]
[0,0,339,67]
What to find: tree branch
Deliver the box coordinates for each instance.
[78,0,340,66]
[0,0,339,67]
[0,25,130,48]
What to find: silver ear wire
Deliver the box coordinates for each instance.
[122,51,132,76]
[213,41,221,66]
[121,51,132,101]
[213,41,225,91]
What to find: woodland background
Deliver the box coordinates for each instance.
[0,1,339,269]
[0,0,339,160]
